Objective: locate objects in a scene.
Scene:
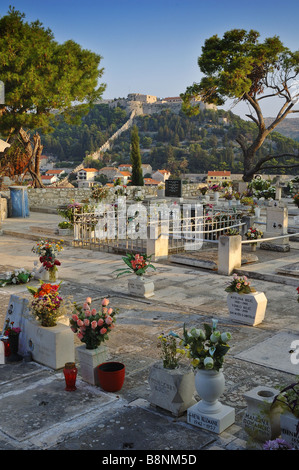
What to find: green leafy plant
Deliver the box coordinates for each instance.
[157,332,181,369]
[272,376,299,419]
[58,221,72,229]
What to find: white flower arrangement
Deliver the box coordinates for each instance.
[0,268,34,287]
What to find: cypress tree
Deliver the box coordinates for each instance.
[130,125,144,186]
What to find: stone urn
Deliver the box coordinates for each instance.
[128,275,154,298]
[148,362,196,416]
[187,368,235,434]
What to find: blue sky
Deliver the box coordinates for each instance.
[1,0,299,119]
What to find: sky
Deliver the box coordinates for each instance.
[1,0,299,120]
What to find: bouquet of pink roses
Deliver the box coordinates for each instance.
[70,297,118,350]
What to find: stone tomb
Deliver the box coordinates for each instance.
[2,294,74,369]
[227,291,267,326]
[260,201,289,251]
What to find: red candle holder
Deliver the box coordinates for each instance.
[1,338,10,357]
[63,362,78,391]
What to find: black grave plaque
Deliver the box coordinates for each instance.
[165,179,182,197]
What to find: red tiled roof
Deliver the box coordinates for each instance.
[45,169,63,174]
[208,171,231,176]
[82,168,98,172]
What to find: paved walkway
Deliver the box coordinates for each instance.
[0,212,298,452]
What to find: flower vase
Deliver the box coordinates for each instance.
[128,275,154,298]
[49,266,58,283]
[251,243,257,252]
[148,362,196,416]
[76,343,108,386]
[6,334,22,363]
[194,369,225,414]
[187,368,235,433]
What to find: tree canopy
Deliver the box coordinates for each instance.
[0,7,106,186]
[181,29,299,181]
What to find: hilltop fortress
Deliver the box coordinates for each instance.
[98,93,217,116]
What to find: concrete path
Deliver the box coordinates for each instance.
[0,212,299,452]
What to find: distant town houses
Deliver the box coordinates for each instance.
[207,170,231,184]
[41,174,59,185]
[151,169,171,182]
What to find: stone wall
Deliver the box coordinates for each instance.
[26,183,202,210]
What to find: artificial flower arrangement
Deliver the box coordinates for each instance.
[57,200,86,226]
[225,273,255,294]
[0,268,34,287]
[27,281,64,327]
[208,184,222,192]
[32,239,64,280]
[70,297,118,350]
[245,227,263,240]
[293,192,299,208]
[157,332,181,370]
[114,253,156,277]
[4,319,21,337]
[170,319,231,372]
[223,191,233,200]
[263,438,293,450]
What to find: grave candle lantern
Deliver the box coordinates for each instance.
[63,362,78,391]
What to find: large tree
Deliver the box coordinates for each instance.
[0,7,106,186]
[181,29,299,181]
[130,125,144,186]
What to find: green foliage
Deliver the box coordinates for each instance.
[130,125,144,186]
[0,7,106,136]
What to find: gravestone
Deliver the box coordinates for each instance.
[260,200,289,251]
[227,291,267,326]
[242,386,281,449]
[2,295,29,335]
[165,179,182,198]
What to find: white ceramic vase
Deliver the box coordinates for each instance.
[194,369,225,414]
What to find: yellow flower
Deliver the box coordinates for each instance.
[191,358,200,367]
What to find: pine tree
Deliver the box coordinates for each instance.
[130,125,144,186]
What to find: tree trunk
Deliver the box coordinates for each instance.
[18,128,44,188]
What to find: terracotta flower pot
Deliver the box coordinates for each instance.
[97,362,125,392]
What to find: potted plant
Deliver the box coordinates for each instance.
[70,297,118,386]
[0,268,33,287]
[171,320,235,433]
[225,273,267,326]
[3,319,22,362]
[148,332,196,416]
[245,226,263,251]
[271,378,299,449]
[32,239,64,282]
[57,220,73,236]
[114,253,156,298]
[157,184,165,197]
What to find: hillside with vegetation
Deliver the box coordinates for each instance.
[40,104,299,177]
